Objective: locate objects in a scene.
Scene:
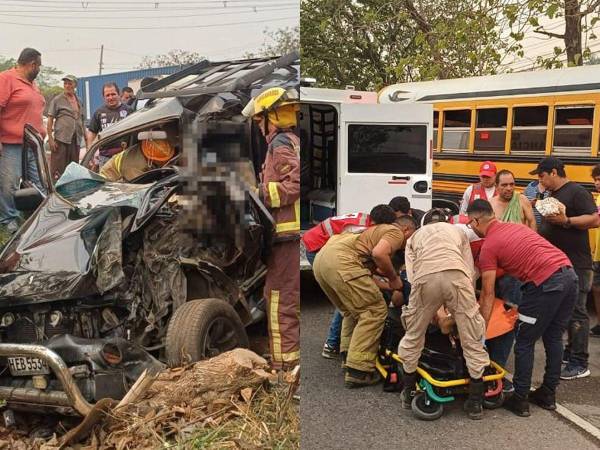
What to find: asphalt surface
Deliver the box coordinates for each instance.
[300,273,600,450]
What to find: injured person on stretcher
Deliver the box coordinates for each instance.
[379,209,517,421]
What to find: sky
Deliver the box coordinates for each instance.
[502,16,600,72]
[0,0,299,78]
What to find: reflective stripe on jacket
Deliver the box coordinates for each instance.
[260,129,301,236]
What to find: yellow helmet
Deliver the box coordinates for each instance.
[242,87,299,128]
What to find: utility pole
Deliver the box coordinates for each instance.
[98,44,104,75]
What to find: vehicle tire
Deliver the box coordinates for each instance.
[483,392,505,409]
[165,298,249,367]
[411,392,444,421]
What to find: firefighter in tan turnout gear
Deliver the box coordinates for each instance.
[313,216,417,387]
[243,87,300,370]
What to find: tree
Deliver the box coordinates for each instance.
[0,56,63,104]
[505,0,600,67]
[245,26,299,58]
[300,0,516,90]
[138,50,205,69]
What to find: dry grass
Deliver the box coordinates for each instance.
[6,349,299,450]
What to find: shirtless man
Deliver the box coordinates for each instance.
[489,169,536,230]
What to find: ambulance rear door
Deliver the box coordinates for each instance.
[337,103,433,215]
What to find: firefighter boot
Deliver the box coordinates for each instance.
[529,384,556,411]
[344,367,382,388]
[401,371,418,409]
[464,378,484,420]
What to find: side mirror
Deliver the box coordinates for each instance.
[14,187,44,212]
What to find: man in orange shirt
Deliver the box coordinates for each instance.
[0,48,46,234]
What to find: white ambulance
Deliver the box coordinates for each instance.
[300,85,434,226]
[299,85,434,269]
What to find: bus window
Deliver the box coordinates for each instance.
[347,124,427,174]
[433,111,439,150]
[511,106,548,154]
[474,108,507,153]
[442,109,470,152]
[553,105,594,157]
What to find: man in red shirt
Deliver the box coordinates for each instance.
[0,48,46,234]
[467,199,577,417]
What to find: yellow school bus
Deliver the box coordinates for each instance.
[379,65,600,211]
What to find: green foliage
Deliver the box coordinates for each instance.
[505,0,600,67]
[138,50,205,68]
[245,26,299,58]
[301,0,511,90]
[0,56,63,104]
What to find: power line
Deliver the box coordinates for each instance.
[0,0,293,11]
[0,6,297,19]
[0,0,286,4]
[0,15,296,29]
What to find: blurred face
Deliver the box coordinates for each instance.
[497,173,515,201]
[594,176,600,193]
[121,91,133,102]
[467,216,486,238]
[253,115,264,132]
[538,170,558,191]
[25,56,42,81]
[479,174,495,188]
[103,86,120,108]
[63,79,75,95]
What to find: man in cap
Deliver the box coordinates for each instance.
[459,160,498,215]
[242,87,300,370]
[47,74,85,180]
[0,48,45,234]
[530,156,600,380]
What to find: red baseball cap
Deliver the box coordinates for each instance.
[479,161,497,178]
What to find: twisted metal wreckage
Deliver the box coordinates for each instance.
[0,52,299,415]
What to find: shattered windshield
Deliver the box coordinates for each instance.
[56,163,152,214]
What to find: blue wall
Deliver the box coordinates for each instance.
[78,65,188,120]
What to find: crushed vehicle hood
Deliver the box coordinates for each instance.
[0,164,154,305]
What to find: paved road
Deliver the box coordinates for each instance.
[300,274,600,450]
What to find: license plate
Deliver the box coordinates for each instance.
[7,356,50,376]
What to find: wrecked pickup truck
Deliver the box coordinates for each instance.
[0,53,299,416]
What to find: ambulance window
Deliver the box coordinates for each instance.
[347,124,427,174]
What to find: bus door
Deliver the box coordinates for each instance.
[337,103,433,214]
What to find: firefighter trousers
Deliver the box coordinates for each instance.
[265,239,300,370]
[398,270,490,379]
[313,250,387,373]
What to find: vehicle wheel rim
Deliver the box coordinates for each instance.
[204,317,238,357]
